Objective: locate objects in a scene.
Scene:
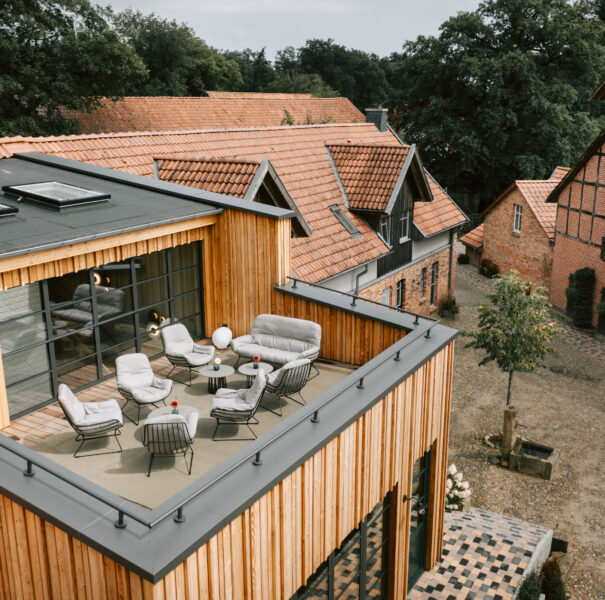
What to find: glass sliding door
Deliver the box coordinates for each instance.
[0,241,204,418]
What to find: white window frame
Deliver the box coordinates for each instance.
[381,286,392,306]
[420,268,426,297]
[430,262,438,306]
[380,215,391,245]
[513,204,522,233]
[399,212,410,243]
[395,279,405,309]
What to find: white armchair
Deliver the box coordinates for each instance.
[116,353,173,424]
[160,323,215,386]
[57,384,123,458]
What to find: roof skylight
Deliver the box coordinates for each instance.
[2,181,110,208]
[329,204,361,237]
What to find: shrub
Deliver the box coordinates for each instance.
[540,557,566,600]
[457,253,470,264]
[440,293,460,315]
[445,464,470,510]
[569,267,595,328]
[517,572,542,600]
[479,258,500,278]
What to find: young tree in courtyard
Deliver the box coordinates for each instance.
[464,271,557,406]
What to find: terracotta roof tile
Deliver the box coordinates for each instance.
[460,224,484,249]
[328,144,409,211]
[550,166,571,180]
[515,180,560,238]
[415,173,467,236]
[64,96,364,134]
[155,156,261,198]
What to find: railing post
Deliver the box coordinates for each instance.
[357,377,365,389]
[311,410,320,423]
[425,327,431,339]
[291,279,297,288]
[174,507,185,523]
[394,350,401,362]
[23,460,34,477]
[351,296,357,307]
[252,451,262,466]
[414,315,419,325]
[114,511,127,529]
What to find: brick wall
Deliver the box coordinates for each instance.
[482,188,553,288]
[550,143,605,326]
[465,246,481,266]
[359,246,453,315]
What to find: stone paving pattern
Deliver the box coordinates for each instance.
[458,264,605,360]
[408,508,549,600]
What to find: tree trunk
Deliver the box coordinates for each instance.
[506,371,514,406]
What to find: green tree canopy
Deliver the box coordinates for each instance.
[112,10,242,96]
[220,48,275,92]
[388,0,605,213]
[464,271,558,405]
[0,0,147,136]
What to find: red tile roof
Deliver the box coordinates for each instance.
[550,166,571,180]
[328,144,409,211]
[63,96,365,134]
[206,91,314,99]
[0,123,467,280]
[416,173,467,236]
[460,224,484,249]
[155,156,261,198]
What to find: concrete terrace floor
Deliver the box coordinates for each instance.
[2,349,352,509]
[408,509,551,600]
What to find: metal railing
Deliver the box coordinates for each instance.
[286,276,440,324]
[0,282,442,533]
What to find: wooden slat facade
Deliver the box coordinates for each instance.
[0,342,454,600]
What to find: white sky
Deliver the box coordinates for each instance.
[96,0,483,59]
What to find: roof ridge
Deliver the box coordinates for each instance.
[0,122,376,145]
[155,155,262,165]
[328,142,407,149]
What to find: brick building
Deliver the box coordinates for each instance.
[547,128,605,330]
[460,167,569,288]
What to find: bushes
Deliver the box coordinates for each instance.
[517,572,542,600]
[440,293,459,316]
[567,267,596,328]
[479,258,500,278]
[457,252,470,264]
[540,557,566,600]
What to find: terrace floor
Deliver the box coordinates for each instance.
[1,348,352,509]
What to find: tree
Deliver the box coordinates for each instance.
[464,271,558,405]
[0,0,147,136]
[113,10,242,95]
[295,39,390,108]
[220,48,274,92]
[388,0,605,213]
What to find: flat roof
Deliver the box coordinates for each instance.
[0,153,296,260]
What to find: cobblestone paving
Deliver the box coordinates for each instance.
[457,264,605,360]
[408,508,549,600]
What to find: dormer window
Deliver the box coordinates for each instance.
[380,215,391,245]
[399,190,411,243]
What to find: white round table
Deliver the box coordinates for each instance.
[237,362,274,386]
[199,364,235,393]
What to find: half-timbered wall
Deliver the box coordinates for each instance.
[0,342,454,600]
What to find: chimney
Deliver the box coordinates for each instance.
[365,105,388,132]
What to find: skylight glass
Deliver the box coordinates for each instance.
[0,203,18,218]
[2,181,110,208]
[329,205,361,237]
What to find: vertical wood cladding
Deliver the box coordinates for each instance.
[0,342,454,600]
[550,143,605,325]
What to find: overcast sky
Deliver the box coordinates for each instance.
[96,0,483,59]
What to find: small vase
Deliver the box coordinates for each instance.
[213,364,220,371]
[172,408,179,414]
[253,363,259,369]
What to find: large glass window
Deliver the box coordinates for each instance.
[0,242,204,418]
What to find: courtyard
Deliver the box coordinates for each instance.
[444,264,605,598]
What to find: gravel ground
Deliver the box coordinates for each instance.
[444,265,605,599]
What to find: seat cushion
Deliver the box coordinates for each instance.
[145,405,199,439]
[131,385,171,405]
[183,351,214,367]
[231,341,300,365]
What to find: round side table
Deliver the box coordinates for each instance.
[237,362,274,386]
[199,364,235,393]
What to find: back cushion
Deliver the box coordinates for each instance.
[116,353,154,388]
[251,314,321,349]
[161,324,193,356]
[58,384,86,423]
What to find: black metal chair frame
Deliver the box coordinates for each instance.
[118,387,167,426]
[62,414,123,459]
[264,361,312,416]
[143,421,195,477]
[165,354,199,387]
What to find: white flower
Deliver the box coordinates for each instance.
[454,472,463,483]
[462,481,470,490]
[448,464,457,475]
[446,479,452,490]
